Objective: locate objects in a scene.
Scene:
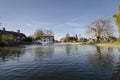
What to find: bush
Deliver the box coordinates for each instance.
[23,37,33,42]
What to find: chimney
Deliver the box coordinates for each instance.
[3,27,5,31]
[17,30,20,33]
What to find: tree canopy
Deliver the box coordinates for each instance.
[113,4,120,37]
[33,28,54,39]
[65,33,70,42]
[34,29,44,39]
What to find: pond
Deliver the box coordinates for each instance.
[0,44,120,80]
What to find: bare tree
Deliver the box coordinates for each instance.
[47,30,54,36]
[86,17,114,41]
[44,29,54,36]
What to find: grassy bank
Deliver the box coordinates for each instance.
[95,41,120,48]
[56,42,86,45]
[56,41,120,47]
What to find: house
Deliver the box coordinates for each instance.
[41,34,54,43]
[0,28,26,43]
[34,34,54,45]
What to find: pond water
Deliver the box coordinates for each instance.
[0,44,120,80]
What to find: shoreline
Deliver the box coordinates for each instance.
[95,43,120,48]
[56,42,120,48]
[1,42,120,48]
[55,42,84,45]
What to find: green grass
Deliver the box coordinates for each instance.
[56,42,86,44]
[56,41,120,45]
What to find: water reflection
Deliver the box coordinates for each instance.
[113,57,120,80]
[66,44,71,56]
[75,45,78,54]
[33,45,54,59]
[113,48,120,80]
[65,44,78,56]
[87,46,114,69]
[0,44,120,80]
[117,48,120,52]
[0,46,25,62]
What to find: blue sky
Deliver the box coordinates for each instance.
[0,0,120,40]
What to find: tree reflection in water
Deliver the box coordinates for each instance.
[87,46,114,69]
[33,45,54,60]
[65,44,78,56]
[113,58,120,80]
[113,48,120,80]
[0,46,25,62]
[66,44,71,56]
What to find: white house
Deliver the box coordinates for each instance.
[34,34,54,45]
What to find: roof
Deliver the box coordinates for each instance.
[0,30,26,38]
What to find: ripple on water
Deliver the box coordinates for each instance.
[0,44,119,80]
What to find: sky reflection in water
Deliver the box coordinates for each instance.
[0,44,120,80]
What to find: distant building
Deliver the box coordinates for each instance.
[0,28,26,43]
[69,37,75,42]
[60,37,66,42]
[60,34,78,42]
[41,34,54,43]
